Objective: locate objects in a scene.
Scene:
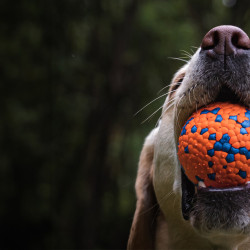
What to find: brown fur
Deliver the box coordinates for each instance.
[127,142,158,249]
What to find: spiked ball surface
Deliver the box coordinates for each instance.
[178,102,250,188]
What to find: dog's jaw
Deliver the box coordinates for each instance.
[154,105,220,249]
[153,103,214,248]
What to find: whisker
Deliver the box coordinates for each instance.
[160,93,181,109]
[141,105,164,124]
[159,80,183,95]
[135,85,181,117]
[174,95,185,129]
[162,95,180,112]
[154,99,176,128]
[180,50,192,59]
[157,83,172,94]
[137,201,160,217]
[179,56,191,60]
[207,88,212,101]
[154,99,175,128]
[165,88,179,97]
[190,46,199,54]
[168,57,188,63]
[159,101,179,123]
[175,107,183,130]
[188,88,192,105]
[190,83,199,103]
[158,190,175,205]
[181,55,191,60]
[146,95,180,125]
[159,87,179,101]
[134,92,169,116]
[181,49,193,54]
[187,83,198,106]
[137,187,175,218]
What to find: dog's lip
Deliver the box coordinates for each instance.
[197,182,250,193]
[181,168,195,220]
[182,178,250,220]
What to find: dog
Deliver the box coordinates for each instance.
[128,26,250,250]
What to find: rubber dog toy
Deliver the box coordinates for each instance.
[178,102,250,188]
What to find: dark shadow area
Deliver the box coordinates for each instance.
[0,0,249,248]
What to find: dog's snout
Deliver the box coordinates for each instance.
[201,25,250,56]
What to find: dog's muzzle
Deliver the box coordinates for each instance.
[181,25,250,234]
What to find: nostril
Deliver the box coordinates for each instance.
[213,31,220,48]
[201,30,220,51]
[231,31,250,50]
[231,33,239,48]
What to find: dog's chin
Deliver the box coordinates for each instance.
[190,184,250,233]
[181,145,250,242]
[189,187,250,248]
[181,169,250,244]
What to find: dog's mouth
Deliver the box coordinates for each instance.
[173,25,250,238]
[180,84,250,232]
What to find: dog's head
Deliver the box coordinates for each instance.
[155,25,250,246]
[129,25,250,249]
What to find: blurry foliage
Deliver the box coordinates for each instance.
[0,0,249,249]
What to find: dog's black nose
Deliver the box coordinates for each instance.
[201,25,250,56]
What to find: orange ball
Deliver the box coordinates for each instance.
[178,102,250,188]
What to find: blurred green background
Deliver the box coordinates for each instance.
[1,0,249,249]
